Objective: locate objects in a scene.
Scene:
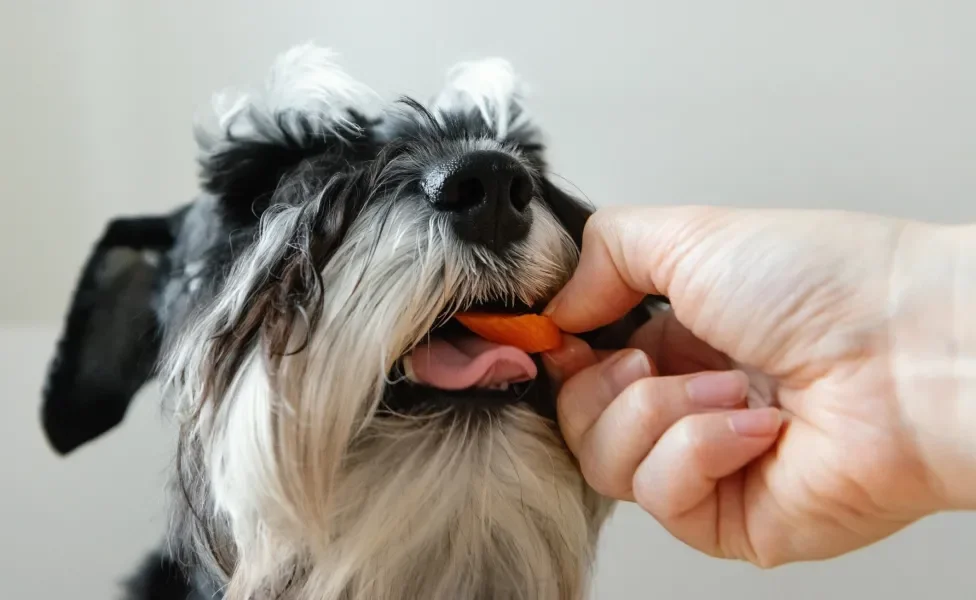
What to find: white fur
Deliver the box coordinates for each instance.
[433,58,532,140]
[195,43,380,153]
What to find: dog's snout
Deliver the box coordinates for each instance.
[428,151,531,213]
[424,150,532,252]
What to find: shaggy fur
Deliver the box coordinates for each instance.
[42,43,654,600]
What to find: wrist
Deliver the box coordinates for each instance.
[890,222,976,511]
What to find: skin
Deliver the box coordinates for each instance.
[542,206,976,568]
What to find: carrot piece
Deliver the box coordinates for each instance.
[455,313,563,353]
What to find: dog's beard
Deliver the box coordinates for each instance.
[163,192,612,599]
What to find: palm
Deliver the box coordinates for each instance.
[635,309,928,566]
[551,206,963,567]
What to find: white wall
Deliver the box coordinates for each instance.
[3,1,976,597]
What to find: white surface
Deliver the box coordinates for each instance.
[2,328,173,598]
[3,1,976,598]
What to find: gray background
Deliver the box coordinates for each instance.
[2,1,975,597]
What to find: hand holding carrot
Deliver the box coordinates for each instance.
[543,205,976,567]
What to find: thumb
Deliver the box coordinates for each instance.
[546,205,724,333]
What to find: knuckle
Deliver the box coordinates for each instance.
[581,214,605,246]
[653,497,684,521]
[632,470,680,521]
[646,480,685,521]
[673,416,710,467]
[631,473,657,512]
[584,208,623,244]
[623,380,665,433]
[579,455,620,498]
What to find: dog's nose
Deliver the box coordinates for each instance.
[423,150,533,252]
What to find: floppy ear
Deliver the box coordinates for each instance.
[41,214,178,455]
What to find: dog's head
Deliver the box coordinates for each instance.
[42,44,651,599]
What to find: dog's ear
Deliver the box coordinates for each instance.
[432,57,538,145]
[41,214,178,455]
[196,44,380,229]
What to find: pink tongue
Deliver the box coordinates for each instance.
[408,336,538,390]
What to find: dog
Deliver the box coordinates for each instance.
[40,43,655,600]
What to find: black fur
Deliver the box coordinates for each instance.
[123,553,200,600]
[41,214,180,454]
[201,110,380,229]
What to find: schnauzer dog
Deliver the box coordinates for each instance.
[41,43,653,599]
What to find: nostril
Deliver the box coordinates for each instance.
[455,177,486,210]
[424,150,533,218]
[509,174,532,212]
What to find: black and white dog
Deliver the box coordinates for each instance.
[41,43,652,600]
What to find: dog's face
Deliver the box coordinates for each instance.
[42,44,649,600]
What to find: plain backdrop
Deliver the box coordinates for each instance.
[3,1,976,598]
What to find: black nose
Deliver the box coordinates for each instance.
[423,150,533,252]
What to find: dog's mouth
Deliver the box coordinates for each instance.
[397,297,544,394]
[390,293,652,404]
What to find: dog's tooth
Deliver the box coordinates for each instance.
[402,356,418,383]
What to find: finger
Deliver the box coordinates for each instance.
[543,209,647,333]
[544,211,647,333]
[541,335,599,388]
[577,371,751,500]
[628,310,730,375]
[545,206,727,333]
[540,334,623,387]
[555,349,655,454]
[632,409,781,536]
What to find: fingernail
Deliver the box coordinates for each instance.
[728,408,782,437]
[604,350,651,395]
[542,293,562,317]
[685,371,749,407]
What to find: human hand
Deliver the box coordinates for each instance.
[543,206,976,567]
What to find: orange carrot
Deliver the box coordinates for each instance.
[455,313,563,353]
